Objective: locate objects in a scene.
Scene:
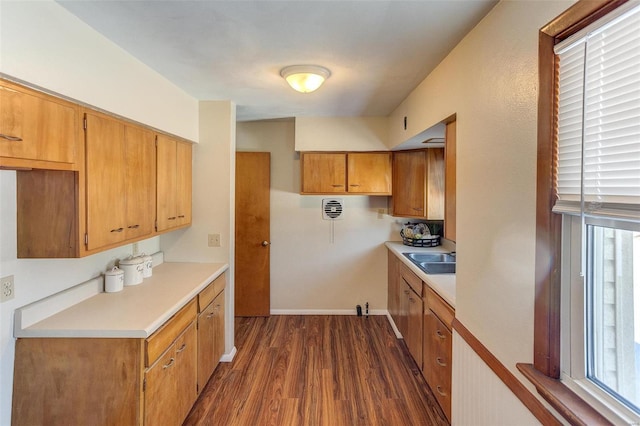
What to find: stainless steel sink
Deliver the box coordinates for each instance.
[403,252,456,274]
[417,262,456,274]
[403,252,456,263]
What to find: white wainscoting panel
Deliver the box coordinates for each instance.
[452,331,541,426]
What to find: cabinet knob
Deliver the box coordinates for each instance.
[262,241,271,247]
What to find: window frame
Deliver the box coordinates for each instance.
[517,0,633,424]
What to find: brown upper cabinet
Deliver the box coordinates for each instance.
[5,80,193,258]
[0,81,79,170]
[391,149,444,219]
[300,151,392,195]
[85,112,156,251]
[157,136,192,233]
[444,121,456,241]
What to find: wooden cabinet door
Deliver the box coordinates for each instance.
[388,251,401,328]
[212,289,225,364]
[144,346,180,426]
[124,125,156,240]
[392,150,426,217]
[85,112,127,250]
[301,152,346,193]
[0,84,77,166]
[156,135,177,232]
[347,152,392,194]
[197,301,216,391]
[444,120,456,241]
[426,148,445,220]
[176,141,192,227]
[175,322,198,424]
[406,288,424,369]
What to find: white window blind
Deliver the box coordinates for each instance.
[554,3,640,220]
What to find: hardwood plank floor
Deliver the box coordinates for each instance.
[184,316,449,426]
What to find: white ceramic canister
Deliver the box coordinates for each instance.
[141,253,153,278]
[120,256,144,286]
[104,267,124,293]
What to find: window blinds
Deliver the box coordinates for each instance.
[554,3,640,220]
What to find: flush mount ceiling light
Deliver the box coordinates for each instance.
[280,65,331,93]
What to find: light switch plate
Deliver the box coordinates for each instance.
[208,234,221,247]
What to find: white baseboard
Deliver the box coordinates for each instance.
[220,346,237,363]
[270,309,388,316]
[386,313,403,339]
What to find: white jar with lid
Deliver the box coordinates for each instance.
[141,253,153,278]
[120,256,144,286]
[104,267,124,293]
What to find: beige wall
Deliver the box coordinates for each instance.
[387,0,573,422]
[294,116,389,151]
[237,120,400,313]
[161,101,236,354]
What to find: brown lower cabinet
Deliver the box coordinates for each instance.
[387,250,454,422]
[12,274,225,426]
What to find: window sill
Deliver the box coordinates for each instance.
[516,363,614,426]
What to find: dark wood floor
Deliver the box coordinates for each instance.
[184,315,449,426]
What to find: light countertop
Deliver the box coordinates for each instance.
[15,262,228,339]
[385,241,456,308]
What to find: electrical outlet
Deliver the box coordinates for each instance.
[208,234,221,247]
[1,275,15,302]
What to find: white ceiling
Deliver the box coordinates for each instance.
[57,0,497,123]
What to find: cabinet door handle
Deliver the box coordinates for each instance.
[412,207,424,212]
[436,357,447,367]
[349,184,360,187]
[178,215,185,218]
[0,133,22,142]
[436,330,446,339]
[167,217,176,221]
[206,312,215,319]
[436,385,447,397]
[110,227,124,233]
[127,224,139,229]
[331,184,342,187]
[176,343,187,353]
[162,357,175,369]
[404,290,410,295]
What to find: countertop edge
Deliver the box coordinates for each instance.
[15,262,229,339]
[385,241,456,308]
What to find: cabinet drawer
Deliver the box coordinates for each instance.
[146,298,197,366]
[425,312,452,420]
[399,262,422,296]
[198,274,226,312]
[426,285,454,329]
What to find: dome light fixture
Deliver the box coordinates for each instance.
[280,65,331,93]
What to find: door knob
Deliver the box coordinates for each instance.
[262,241,271,246]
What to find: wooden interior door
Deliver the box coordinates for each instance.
[235,152,271,316]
